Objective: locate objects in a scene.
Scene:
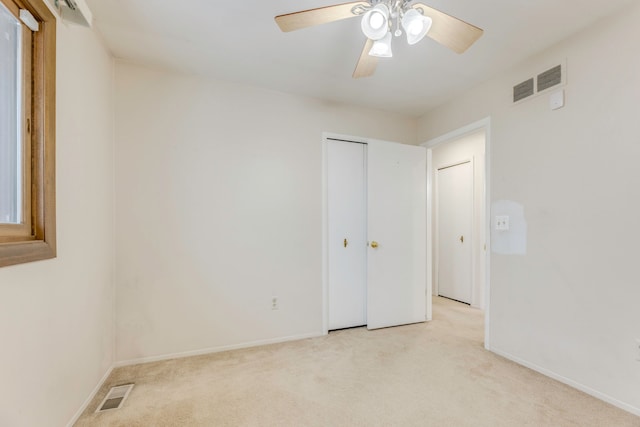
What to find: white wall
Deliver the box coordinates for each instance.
[418,2,640,414]
[430,130,486,309]
[114,62,417,363]
[0,21,114,427]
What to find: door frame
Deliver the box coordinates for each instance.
[421,117,492,350]
[434,158,474,302]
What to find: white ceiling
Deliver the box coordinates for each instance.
[85,0,634,116]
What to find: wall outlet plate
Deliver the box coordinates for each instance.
[271,296,279,310]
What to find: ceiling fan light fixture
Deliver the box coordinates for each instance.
[369,32,393,58]
[361,3,390,41]
[401,9,432,45]
[275,0,484,78]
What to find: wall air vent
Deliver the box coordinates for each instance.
[513,78,535,103]
[512,60,566,105]
[537,65,563,92]
[47,0,93,27]
[96,384,134,412]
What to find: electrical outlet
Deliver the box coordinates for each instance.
[271,296,279,311]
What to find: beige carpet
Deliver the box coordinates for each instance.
[76,298,640,426]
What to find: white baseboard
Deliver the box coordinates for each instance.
[66,365,113,427]
[114,331,324,368]
[491,347,640,417]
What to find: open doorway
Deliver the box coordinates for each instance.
[422,118,491,349]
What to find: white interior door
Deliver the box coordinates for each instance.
[367,140,427,330]
[437,161,473,304]
[327,141,367,330]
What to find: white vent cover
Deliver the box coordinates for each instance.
[96,384,134,412]
[513,61,566,104]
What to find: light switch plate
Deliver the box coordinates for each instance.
[495,216,510,231]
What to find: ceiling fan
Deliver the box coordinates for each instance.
[275,0,483,78]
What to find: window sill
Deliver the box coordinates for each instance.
[0,240,56,268]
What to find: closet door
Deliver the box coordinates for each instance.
[327,140,367,330]
[366,140,427,330]
[437,161,473,304]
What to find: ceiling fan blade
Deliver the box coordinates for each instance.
[412,3,483,54]
[275,1,370,32]
[353,39,378,78]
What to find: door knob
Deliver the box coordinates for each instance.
[460,236,464,243]
[370,241,379,249]
[344,238,348,248]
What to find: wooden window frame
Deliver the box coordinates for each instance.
[0,0,56,268]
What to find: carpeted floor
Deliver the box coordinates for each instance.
[75,297,640,426]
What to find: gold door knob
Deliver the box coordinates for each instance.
[460,236,464,243]
[344,238,348,248]
[370,241,379,249]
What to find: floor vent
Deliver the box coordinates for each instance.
[96,384,134,412]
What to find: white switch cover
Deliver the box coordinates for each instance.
[550,90,565,110]
[495,216,510,231]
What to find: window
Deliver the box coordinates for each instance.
[0,0,55,268]
[0,4,21,225]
